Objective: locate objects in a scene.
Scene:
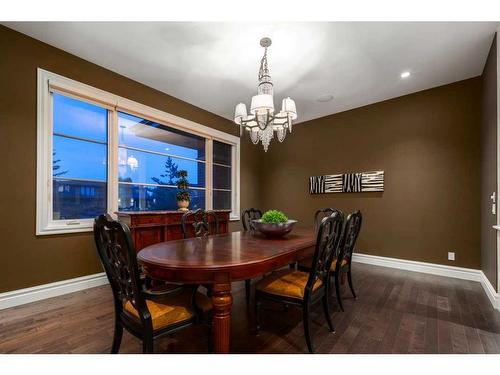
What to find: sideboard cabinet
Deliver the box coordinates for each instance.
[117,210,231,251]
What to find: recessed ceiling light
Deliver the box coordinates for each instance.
[400,71,411,79]
[317,94,334,102]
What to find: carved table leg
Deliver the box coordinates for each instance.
[211,282,233,353]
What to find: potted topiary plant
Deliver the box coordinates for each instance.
[176,170,191,211]
[251,209,298,237]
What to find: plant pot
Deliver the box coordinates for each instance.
[177,199,190,212]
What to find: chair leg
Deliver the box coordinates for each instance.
[245,279,251,305]
[347,270,357,299]
[111,320,123,354]
[334,272,344,312]
[303,303,314,353]
[255,297,262,334]
[322,294,335,333]
[142,334,154,354]
[207,320,214,353]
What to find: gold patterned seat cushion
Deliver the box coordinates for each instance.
[255,269,322,299]
[297,257,348,272]
[124,290,211,331]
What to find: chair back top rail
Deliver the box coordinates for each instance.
[313,208,344,233]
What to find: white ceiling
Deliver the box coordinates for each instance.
[4,22,498,123]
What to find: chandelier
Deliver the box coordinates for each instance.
[234,37,297,152]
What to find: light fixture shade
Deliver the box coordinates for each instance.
[250,94,274,115]
[281,97,297,120]
[234,103,247,124]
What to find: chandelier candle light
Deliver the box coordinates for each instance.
[234,37,297,152]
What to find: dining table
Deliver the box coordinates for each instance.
[137,226,316,353]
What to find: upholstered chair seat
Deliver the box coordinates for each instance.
[298,256,348,272]
[255,269,323,299]
[124,290,212,331]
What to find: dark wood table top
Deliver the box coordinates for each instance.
[137,226,316,282]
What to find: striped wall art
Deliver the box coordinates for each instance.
[309,171,384,194]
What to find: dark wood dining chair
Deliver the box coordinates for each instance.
[181,209,219,238]
[330,210,362,311]
[241,208,262,231]
[241,208,263,304]
[93,214,212,354]
[314,208,344,233]
[254,212,344,353]
[299,210,362,312]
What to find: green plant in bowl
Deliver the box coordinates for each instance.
[261,210,288,224]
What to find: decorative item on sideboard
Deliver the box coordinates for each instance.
[176,170,191,211]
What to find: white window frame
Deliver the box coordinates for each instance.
[37,68,240,235]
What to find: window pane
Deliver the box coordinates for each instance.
[118,184,205,211]
[118,112,205,161]
[53,179,107,220]
[213,140,231,165]
[213,190,231,210]
[118,147,205,188]
[53,135,107,181]
[213,165,231,190]
[53,93,107,142]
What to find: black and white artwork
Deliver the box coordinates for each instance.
[309,171,384,194]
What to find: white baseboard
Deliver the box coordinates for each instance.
[479,271,500,311]
[352,252,500,311]
[0,272,108,310]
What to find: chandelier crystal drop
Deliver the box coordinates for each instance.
[234,37,297,152]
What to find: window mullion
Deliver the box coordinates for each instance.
[108,109,119,218]
[205,138,213,210]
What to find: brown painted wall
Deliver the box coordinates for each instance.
[481,35,498,289]
[0,26,261,292]
[261,78,482,269]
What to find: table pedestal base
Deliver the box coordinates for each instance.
[211,283,232,353]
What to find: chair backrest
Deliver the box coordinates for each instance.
[305,212,344,296]
[93,214,147,316]
[314,208,344,233]
[337,210,362,267]
[241,208,263,231]
[181,209,219,238]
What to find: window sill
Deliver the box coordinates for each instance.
[37,223,93,236]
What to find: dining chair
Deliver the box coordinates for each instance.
[330,210,362,311]
[181,209,219,238]
[314,208,344,233]
[241,208,262,231]
[254,212,344,353]
[299,210,362,312]
[93,214,212,354]
[241,208,263,304]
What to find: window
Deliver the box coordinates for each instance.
[213,140,233,210]
[117,112,206,211]
[37,69,240,235]
[52,94,108,220]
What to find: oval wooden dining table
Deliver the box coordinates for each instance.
[137,226,316,353]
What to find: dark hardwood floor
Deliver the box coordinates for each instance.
[1,263,500,354]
